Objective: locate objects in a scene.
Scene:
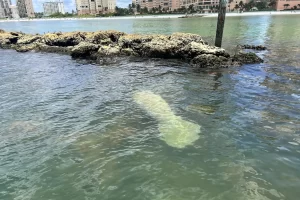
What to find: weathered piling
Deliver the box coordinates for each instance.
[215,0,227,47]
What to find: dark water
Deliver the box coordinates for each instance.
[0,16,300,200]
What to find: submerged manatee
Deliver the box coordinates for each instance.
[133,91,200,148]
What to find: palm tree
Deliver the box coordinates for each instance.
[235,4,240,12]
[158,5,162,12]
[188,4,194,14]
[268,0,276,8]
[283,4,290,9]
[199,7,204,13]
[137,4,141,13]
[298,4,300,8]
[239,1,244,8]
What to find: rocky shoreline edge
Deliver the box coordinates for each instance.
[0,29,263,68]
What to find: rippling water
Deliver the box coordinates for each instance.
[1,16,300,200]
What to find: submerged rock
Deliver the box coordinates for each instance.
[133,91,200,148]
[190,54,230,68]
[241,44,267,50]
[232,52,264,64]
[0,29,264,68]
[187,104,216,115]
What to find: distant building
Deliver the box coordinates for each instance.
[9,5,20,18]
[75,0,116,15]
[16,0,35,18]
[133,0,227,12]
[181,0,220,13]
[43,1,65,16]
[0,0,12,18]
[133,0,176,11]
[228,0,249,12]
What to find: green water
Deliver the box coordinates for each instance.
[0,15,300,200]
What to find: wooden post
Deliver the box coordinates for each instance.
[215,0,227,47]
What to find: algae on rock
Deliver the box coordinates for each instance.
[0,29,264,68]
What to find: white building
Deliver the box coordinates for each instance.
[0,0,11,18]
[9,5,20,18]
[75,0,116,15]
[43,1,65,16]
[16,0,35,18]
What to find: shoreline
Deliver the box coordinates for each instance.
[0,11,299,23]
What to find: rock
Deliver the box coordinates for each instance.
[71,42,99,58]
[0,29,264,68]
[10,32,23,36]
[120,34,207,59]
[232,52,263,64]
[241,44,267,51]
[42,32,85,46]
[187,104,216,115]
[181,42,229,58]
[141,35,181,58]
[118,34,154,51]
[170,32,205,45]
[98,45,120,56]
[84,30,125,44]
[99,38,111,45]
[15,43,37,52]
[36,43,72,54]
[190,54,230,68]
[0,31,19,46]
[17,35,41,45]
[120,48,138,56]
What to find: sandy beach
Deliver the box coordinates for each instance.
[0,11,299,23]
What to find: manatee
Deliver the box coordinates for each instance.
[133,91,200,148]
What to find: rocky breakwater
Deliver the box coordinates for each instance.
[0,29,263,68]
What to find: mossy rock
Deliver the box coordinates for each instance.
[71,42,99,58]
[232,52,263,64]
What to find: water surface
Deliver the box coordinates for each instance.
[0,15,300,200]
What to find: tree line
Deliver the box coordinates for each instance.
[232,0,300,12]
[37,1,300,19]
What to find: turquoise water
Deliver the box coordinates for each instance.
[0,15,300,200]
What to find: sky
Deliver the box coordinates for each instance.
[10,0,131,13]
